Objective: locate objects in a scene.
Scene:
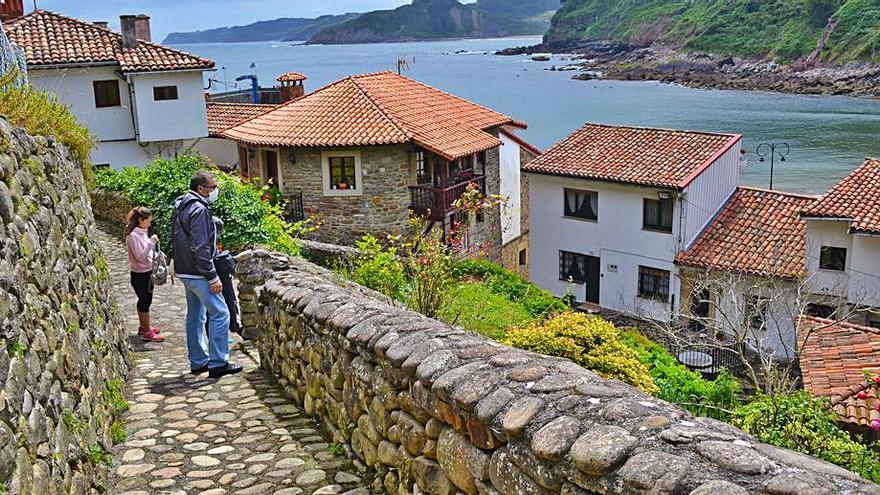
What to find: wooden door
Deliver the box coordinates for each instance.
[584,256,600,304]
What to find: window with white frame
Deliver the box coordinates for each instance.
[564,188,598,220]
[321,150,362,196]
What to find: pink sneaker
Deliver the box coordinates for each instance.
[139,327,165,343]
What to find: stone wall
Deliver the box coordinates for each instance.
[236,249,880,495]
[0,117,130,492]
[90,189,132,236]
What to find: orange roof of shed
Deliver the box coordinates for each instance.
[523,124,741,189]
[6,10,214,73]
[676,187,816,279]
[221,71,522,160]
[206,102,276,136]
[802,158,880,235]
[798,316,880,428]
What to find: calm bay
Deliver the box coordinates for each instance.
[176,36,880,194]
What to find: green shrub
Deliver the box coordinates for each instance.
[440,283,536,340]
[0,71,95,179]
[104,379,129,413]
[86,443,113,467]
[452,259,568,319]
[733,392,880,483]
[346,235,407,301]
[61,408,85,434]
[93,155,304,256]
[109,421,128,444]
[621,331,741,420]
[504,312,657,394]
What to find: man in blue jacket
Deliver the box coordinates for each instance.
[172,171,242,378]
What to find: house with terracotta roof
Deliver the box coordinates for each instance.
[801,158,880,328]
[523,123,742,321]
[676,187,818,358]
[218,71,535,267]
[798,316,880,439]
[4,9,215,168]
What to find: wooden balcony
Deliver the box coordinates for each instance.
[409,175,485,221]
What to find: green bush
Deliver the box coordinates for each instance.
[733,392,880,483]
[0,71,95,178]
[93,155,304,256]
[504,312,657,394]
[621,331,741,420]
[346,235,407,301]
[440,283,536,340]
[452,259,568,319]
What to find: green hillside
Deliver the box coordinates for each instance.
[544,0,880,63]
[308,0,550,44]
[163,14,358,44]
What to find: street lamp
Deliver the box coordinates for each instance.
[756,142,790,190]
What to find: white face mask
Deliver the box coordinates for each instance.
[206,188,219,204]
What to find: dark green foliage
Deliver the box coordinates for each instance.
[452,259,569,319]
[546,0,880,63]
[477,0,561,18]
[61,408,85,434]
[109,421,128,444]
[308,0,546,44]
[733,392,880,482]
[347,235,407,302]
[621,332,741,421]
[86,444,113,467]
[93,155,302,256]
[104,379,130,413]
[439,282,536,340]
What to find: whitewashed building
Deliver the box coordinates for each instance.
[524,123,742,321]
[5,10,215,169]
[801,158,880,328]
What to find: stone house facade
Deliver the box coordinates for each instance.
[221,71,534,268]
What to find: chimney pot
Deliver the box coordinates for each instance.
[93,21,109,29]
[135,14,151,42]
[0,0,24,22]
[120,15,138,50]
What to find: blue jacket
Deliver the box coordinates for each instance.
[172,192,218,283]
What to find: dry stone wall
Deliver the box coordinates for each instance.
[237,249,880,495]
[0,117,130,493]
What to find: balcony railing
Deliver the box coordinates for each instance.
[409,175,485,221]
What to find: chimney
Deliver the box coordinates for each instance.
[120,15,138,49]
[93,21,109,29]
[135,15,151,42]
[277,72,308,103]
[0,0,24,22]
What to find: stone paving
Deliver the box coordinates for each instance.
[97,225,372,495]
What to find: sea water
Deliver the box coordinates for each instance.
[174,36,880,194]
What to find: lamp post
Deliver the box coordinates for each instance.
[756,142,789,190]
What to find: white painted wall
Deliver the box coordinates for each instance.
[850,235,880,307]
[130,71,208,143]
[527,173,682,320]
[499,133,522,244]
[805,220,853,299]
[91,140,153,169]
[681,144,741,248]
[28,66,136,142]
[186,137,239,168]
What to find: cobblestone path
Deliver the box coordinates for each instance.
[97,226,371,495]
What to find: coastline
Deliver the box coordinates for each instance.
[499,42,880,98]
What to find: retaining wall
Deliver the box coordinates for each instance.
[0,117,130,492]
[236,249,880,495]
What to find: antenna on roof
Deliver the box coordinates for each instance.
[396,56,413,75]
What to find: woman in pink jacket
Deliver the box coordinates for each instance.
[124,207,165,343]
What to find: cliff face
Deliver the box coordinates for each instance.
[307,0,546,45]
[163,13,359,44]
[544,0,880,64]
[0,117,130,492]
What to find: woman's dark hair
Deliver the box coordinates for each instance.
[124,206,153,238]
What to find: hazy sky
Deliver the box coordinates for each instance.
[29,1,420,40]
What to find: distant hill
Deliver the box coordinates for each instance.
[162,13,359,44]
[308,0,558,44]
[543,0,880,63]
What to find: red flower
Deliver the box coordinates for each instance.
[871,419,880,431]
[874,375,880,384]
[856,391,868,400]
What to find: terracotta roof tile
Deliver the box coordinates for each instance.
[221,71,519,160]
[206,102,276,136]
[802,158,880,235]
[6,10,214,73]
[277,72,307,82]
[676,187,817,278]
[523,124,741,189]
[798,316,880,427]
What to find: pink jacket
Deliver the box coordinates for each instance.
[125,227,156,273]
